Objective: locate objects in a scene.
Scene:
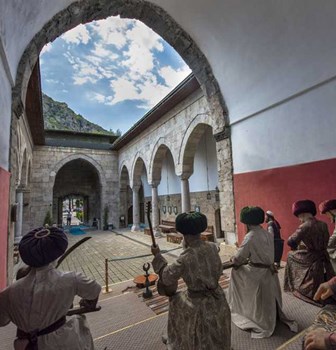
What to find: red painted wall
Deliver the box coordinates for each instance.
[234,158,336,259]
[0,167,10,290]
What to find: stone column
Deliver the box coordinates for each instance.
[14,187,24,244]
[119,187,127,228]
[180,176,191,213]
[151,183,161,237]
[131,184,141,231]
[214,128,236,244]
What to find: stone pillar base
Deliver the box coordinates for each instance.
[154,230,163,238]
[131,224,140,232]
[225,231,237,245]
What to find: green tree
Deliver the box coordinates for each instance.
[43,210,52,227]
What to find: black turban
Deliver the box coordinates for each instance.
[240,206,265,225]
[19,227,68,267]
[319,199,336,214]
[175,212,208,235]
[292,200,316,217]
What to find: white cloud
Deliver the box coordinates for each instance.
[45,16,191,115]
[90,17,130,49]
[125,21,164,52]
[108,77,140,104]
[72,59,103,85]
[159,65,191,88]
[40,43,53,56]
[91,43,117,58]
[122,41,156,76]
[61,24,91,45]
[91,92,107,103]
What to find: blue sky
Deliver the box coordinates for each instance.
[40,16,191,134]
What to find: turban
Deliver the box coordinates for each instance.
[19,227,68,267]
[175,212,208,235]
[319,199,336,214]
[240,206,265,225]
[292,200,316,217]
[266,210,274,217]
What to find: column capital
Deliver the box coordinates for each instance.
[132,184,141,192]
[150,180,160,188]
[131,180,141,191]
[179,173,191,181]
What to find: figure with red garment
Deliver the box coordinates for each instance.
[284,200,335,304]
[320,200,336,273]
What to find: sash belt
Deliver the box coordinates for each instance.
[249,261,278,274]
[16,315,66,350]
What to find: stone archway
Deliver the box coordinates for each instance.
[119,165,131,227]
[149,140,173,185]
[13,1,228,133]
[53,158,101,226]
[12,0,235,240]
[131,157,148,230]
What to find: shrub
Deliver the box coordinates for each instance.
[43,210,52,227]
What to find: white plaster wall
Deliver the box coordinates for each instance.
[154,0,336,123]
[141,171,151,197]
[157,153,180,195]
[189,131,218,192]
[232,78,336,174]
[0,58,11,170]
[0,0,72,81]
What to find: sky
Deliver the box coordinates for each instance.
[40,16,191,134]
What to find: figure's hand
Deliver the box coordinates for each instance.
[151,245,161,256]
[79,297,98,310]
[314,282,334,301]
[304,329,328,350]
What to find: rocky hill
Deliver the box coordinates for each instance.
[42,93,120,135]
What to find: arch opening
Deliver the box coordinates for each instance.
[53,158,101,227]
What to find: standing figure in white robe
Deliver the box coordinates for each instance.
[0,226,101,350]
[319,199,336,273]
[228,206,298,338]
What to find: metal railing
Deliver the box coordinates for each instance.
[104,246,182,293]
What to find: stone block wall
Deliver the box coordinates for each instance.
[25,146,119,233]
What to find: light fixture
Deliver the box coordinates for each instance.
[162,206,166,214]
[168,206,172,214]
[173,206,178,215]
[215,186,220,202]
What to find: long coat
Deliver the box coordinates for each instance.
[284,217,334,304]
[152,239,231,350]
[0,263,101,349]
[228,225,297,338]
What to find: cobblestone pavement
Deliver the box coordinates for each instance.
[58,229,182,286]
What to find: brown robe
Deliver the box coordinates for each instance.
[152,240,231,350]
[284,217,335,304]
